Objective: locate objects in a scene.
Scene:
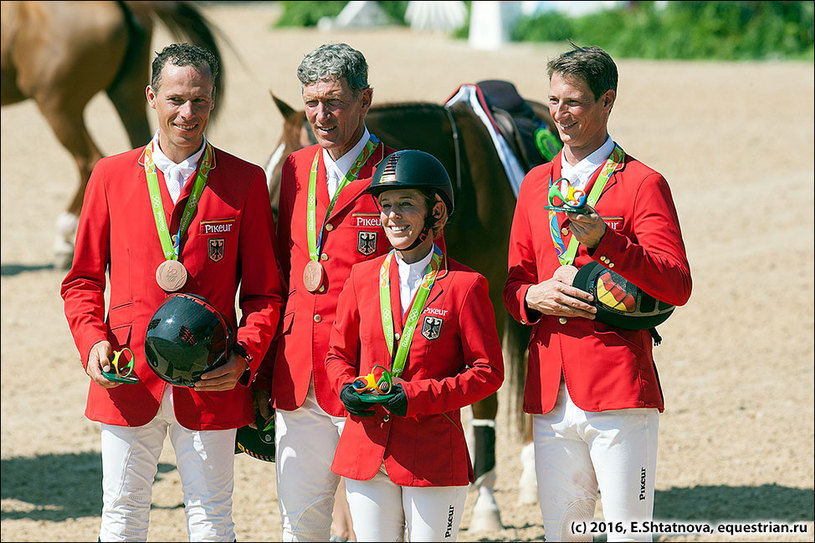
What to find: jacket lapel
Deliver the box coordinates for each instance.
[327,141,386,220]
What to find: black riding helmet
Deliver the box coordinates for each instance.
[573,262,675,331]
[368,150,455,216]
[368,150,454,250]
[144,293,235,387]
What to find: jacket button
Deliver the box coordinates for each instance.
[608,262,615,268]
[394,333,401,341]
[325,223,334,231]
[558,317,567,325]
[321,253,329,261]
[314,314,321,323]
[561,227,570,236]
[383,414,390,422]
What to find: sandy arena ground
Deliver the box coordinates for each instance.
[2,3,813,542]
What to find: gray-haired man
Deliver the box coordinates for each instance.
[253,43,396,541]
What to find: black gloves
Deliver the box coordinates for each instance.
[340,383,375,417]
[340,383,408,418]
[381,383,408,417]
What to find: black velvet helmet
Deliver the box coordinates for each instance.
[144,293,234,387]
[368,150,454,215]
[235,412,276,462]
[573,262,675,331]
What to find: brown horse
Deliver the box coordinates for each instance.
[1,1,225,268]
[266,90,561,530]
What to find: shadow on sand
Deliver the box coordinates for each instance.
[1,451,179,521]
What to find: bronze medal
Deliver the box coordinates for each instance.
[156,260,188,292]
[303,260,324,293]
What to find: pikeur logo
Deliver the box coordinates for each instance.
[603,216,624,231]
[355,215,381,228]
[425,307,448,318]
[200,220,234,235]
[444,505,455,537]
[639,467,647,500]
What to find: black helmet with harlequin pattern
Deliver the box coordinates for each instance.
[573,262,675,331]
[368,150,455,215]
[144,293,235,387]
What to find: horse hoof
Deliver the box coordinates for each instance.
[469,486,503,533]
[518,442,538,505]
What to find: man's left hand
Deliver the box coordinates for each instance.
[567,205,606,248]
[194,352,248,391]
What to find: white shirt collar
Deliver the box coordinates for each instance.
[150,132,207,203]
[323,127,371,199]
[560,135,615,191]
[395,246,435,314]
[150,131,206,175]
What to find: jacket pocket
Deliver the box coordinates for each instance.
[275,308,295,340]
[594,322,647,355]
[110,324,132,350]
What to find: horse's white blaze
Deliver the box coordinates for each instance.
[265,142,286,193]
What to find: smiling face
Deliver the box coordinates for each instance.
[378,188,439,263]
[548,71,615,164]
[146,63,215,163]
[302,77,372,161]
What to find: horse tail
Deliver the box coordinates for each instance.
[121,1,226,122]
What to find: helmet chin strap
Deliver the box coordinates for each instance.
[404,221,433,251]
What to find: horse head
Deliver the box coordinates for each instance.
[265,92,312,217]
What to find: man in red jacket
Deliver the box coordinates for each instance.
[252,43,397,541]
[503,45,692,541]
[61,43,283,541]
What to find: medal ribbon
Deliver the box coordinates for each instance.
[548,144,624,265]
[379,245,443,378]
[145,141,212,260]
[307,134,379,262]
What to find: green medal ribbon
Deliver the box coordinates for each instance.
[378,245,443,378]
[548,144,624,266]
[144,141,212,261]
[307,134,379,262]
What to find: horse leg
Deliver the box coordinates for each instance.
[468,393,502,532]
[36,100,102,268]
[502,316,538,504]
[105,24,152,149]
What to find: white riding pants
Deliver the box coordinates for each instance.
[345,463,468,542]
[275,383,345,541]
[533,382,658,542]
[99,385,237,542]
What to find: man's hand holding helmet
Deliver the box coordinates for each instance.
[525,264,597,320]
[194,350,249,391]
[144,293,250,389]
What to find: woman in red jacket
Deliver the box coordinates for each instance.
[324,150,504,541]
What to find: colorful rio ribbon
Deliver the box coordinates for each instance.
[352,364,394,395]
[547,177,587,211]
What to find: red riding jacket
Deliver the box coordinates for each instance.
[325,253,504,486]
[255,140,397,416]
[503,148,692,414]
[61,145,284,430]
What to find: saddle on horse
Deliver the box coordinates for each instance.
[475,79,561,169]
[445,80,561,196]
